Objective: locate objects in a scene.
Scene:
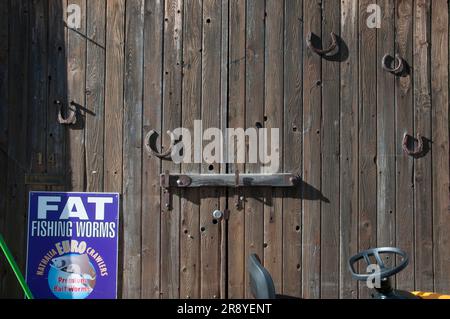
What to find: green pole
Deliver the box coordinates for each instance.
[0,233,34,299]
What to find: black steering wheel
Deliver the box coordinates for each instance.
[348,247,409,281]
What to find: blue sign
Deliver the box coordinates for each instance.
[26,192,119,299]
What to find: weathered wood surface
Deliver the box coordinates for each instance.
[122,0,144,298]
[395,0,414,293]
[431,0,450,294]
[180,0,202,299]
[162,173,297,188]
[142,0,163,299]
[227,0,246,299]
[414,0,434,292]
[1,0,449,299]
[340,0,358,299]
[358,0,378,299]
[282,0,303,298]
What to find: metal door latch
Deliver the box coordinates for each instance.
[160,171,301,211]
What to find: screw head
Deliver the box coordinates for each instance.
[212,210,223,219]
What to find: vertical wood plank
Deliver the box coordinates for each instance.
[340,0,358,299]
[85,0,106,192]
[395,0,415,292]
[142,0,162,299]
[413,0,433,292]
[66,0,86,191]
[302,0,321,299]
[180,0,201,299]
[201,0,222,299]
[358,0,378,299]
[320,0,340,299]
[244,0,265,298]
[264,0,284,293]
[227,0,246,299]
[105,0,124,194]
[377,0,396,266]
[283,0,302,298]
[161,0,182,298]
[219,0,229,299]
[28,0,48,245]
[5,0,30,298]
[431,0,450,294]
[47,0,66,191]
[105,0,125,297]
[123,0,144,299]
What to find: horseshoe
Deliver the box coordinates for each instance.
[56,100,76,125]
[144,130,175,159]
[307,32,338,56]
[382,54,404,75]
[402,133,424,156]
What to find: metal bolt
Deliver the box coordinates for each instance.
[212,210,223,220]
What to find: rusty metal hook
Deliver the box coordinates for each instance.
[402,133,424,156]
[382,54,404,75]
[56,100,76,125]
[144,129,175,159]
[307,32,338,56]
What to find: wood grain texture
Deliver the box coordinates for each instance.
[431,0,450,293]
[201,0,222,299]
[413,0,434,292]
[66,0,86,191]
[85,0,106,192]
[227,0,246,299]
[340,0,358,299]
[142,0,162,299]
[1,0,449,299]
[320,0,340,299]
[180,0,201,299]
[104,0,124,194]
[244,0,265,299]
[28,0,48,253]
[123,0,144,299]
[105,0,125,297]
[357,0,378,299]
[264,0,284,294]
[395,0,415,293]
[47,0,66,191]
[160,0,182,299]
[377,0,396,269]
[219,0,228,299]
[302,0,321,299]
[282,0,303,298]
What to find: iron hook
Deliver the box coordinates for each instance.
[56,100,76,125]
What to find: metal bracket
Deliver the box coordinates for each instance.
[56,100,76,125]
[235,170,242,209]
[161,170,171,211]
[160,172,301,211]
[223,209,230,221]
